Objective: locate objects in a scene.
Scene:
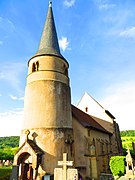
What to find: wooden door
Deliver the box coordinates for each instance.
[21,163,29,180]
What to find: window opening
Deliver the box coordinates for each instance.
[32,63,36,72]
[85,107,88,112]
[32,61,39,72]
[36,61,39,71]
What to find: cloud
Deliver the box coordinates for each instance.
[59,37,69,51]
[119,27,135,38]
[109,26,135,39]
[94,0,116,10]
[63,0,76,8]
[100,82,135,131]
[98,3,116,10]
[0,109,23,136]
[9,94,24,101]
[0,17,15,31]
[0,17,15,44]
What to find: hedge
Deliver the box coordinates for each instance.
[109,156,125,177]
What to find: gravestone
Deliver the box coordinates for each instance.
[54,168,63,180]
[5,160,10,166]
[9,160,13,165]
[10,165,19,180]
[0,160,3,167]
[2,160,5,165]
[54,153,78,180]
[67,169,78,180]
[1,160,4,166]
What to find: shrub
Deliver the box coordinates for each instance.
[109,156,125,177]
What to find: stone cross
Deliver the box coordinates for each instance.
[58,153,73,180]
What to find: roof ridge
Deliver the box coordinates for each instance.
[72,105,112,135]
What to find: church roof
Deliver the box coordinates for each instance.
[91,115,114,133]
[15,139,44,156]
[27,140,44,155]
[72,105,112,135]
[33,1,64,60]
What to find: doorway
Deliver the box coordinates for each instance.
[18,152,33,180]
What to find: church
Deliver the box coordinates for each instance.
[12,2,122,180]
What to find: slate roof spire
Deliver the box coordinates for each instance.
[34,1,63,59]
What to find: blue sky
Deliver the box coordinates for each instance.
[0,0,135,136]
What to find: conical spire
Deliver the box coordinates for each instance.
[34,1,63,59]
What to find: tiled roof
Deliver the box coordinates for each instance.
[27,140,44,155]
[72,105,112,135]
[15,140,44,156]
[91,115,114,134]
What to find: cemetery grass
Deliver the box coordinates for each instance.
[0,166,12,179]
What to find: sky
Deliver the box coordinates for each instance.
[0,0,135,136]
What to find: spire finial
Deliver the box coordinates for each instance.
[25,129,30,142]
[49,1,52,7]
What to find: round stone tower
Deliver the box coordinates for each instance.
[18,1,74,177]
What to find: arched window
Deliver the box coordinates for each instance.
[32,61,39,72]
[32,63,36,72]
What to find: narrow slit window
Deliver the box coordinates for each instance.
[32,63,36,72]
[36,61,39,71]
[85,107,88,112]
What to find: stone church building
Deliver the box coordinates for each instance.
[12,2,122,180]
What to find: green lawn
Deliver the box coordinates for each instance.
[0,166,12,180]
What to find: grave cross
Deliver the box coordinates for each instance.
[58,153,73,180]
